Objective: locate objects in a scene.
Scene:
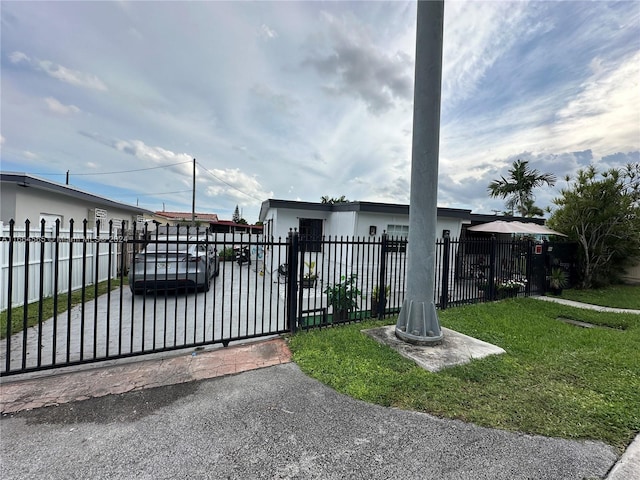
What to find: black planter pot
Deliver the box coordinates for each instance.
[302,278,317,288]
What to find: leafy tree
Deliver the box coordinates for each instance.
[547,163,640,288]
[520,198,545,218]
[236,218,248,225]
[488,159,556,217]
[321,195,349,204]
[232,205,241,223]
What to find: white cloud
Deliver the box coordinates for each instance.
[9,51,107,91]
[203,167,273,206]
[259,24,278,40]
[302,11,413,114]
[551,51,640,157]
[45,97,80,115]
[442,1,534,106]
[114,139,191,165]
[9,51,29,63]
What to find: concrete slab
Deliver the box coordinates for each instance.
[363,325,505,372]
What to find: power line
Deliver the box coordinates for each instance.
[196,161,263,202]
[111,189,193,198]
[26,160,191,177]
[69,160,192,176]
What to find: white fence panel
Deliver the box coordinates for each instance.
[0,223,118,311]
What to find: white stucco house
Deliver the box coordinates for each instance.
[257,199,546,300]
[258,199,472,242]
[1,172,153,232]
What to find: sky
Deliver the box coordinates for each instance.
[1,1,639,223]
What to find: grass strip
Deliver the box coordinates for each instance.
[557,284,640,310]
[0,278,127,339]
[289,297,640,452]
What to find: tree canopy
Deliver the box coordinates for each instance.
[488,159,556,217]
[547,163,640,288]
[321,195,350,204]
[232,205,241,223]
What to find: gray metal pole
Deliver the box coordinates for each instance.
[395,0,444,345]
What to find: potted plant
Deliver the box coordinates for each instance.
[302,261,318,288]
[495,278,527,299]
[548,267,568,295]
[324,274,361,322]
[370,284,390,318]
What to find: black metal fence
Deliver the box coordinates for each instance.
[288,232,550,330]
[1,219,567,376]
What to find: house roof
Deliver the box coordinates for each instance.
[155,211,220,222]
[154,211,263,229]
[259,199,472,222]
[1,172,153,215]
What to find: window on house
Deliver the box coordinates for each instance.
[299,218,323,252]
[387,224,408,253]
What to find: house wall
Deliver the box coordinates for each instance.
[264,207,332,239]
[353,212,463,239]
[327,211,357,237]
[1,183,17,222]
[7,187,142,231]
[264,207,465,241]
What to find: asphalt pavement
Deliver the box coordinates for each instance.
[0,362,620,479]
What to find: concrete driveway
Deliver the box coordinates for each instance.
[0,362,617,480]
[1,261,288,373]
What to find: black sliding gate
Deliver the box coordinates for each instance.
[1,219,566,376]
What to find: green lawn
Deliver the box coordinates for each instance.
[289,296,640,452]
[0,278,127,339]
[558,284,640,309]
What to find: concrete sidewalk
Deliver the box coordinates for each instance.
[1,337,292,414]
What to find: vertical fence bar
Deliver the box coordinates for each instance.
[66,219,74,363]
[441,231,451,310]
[79,219,88,361]
[105,221,113,358]
[118,229,125,356]
[93,220,101,359]
[377,233,388,318]
[37,219,46,367]
[5,220,15,373]
[21,219,30,370]
[286,230,299,333]
[52,219,60,364]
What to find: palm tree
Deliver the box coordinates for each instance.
[488,159,556,217]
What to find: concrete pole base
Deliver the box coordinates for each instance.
[395,299,444,346]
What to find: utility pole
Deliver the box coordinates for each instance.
[192,158,196,226]
[66,170,69,185]
[395,0,445,346]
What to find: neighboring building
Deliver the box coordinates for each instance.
[1,172,153,231]
[153,211,263,234]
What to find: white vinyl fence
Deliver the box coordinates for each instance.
[0,222,119,311]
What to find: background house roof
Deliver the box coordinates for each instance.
[154,211,220,222]
[1,172,153,215]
